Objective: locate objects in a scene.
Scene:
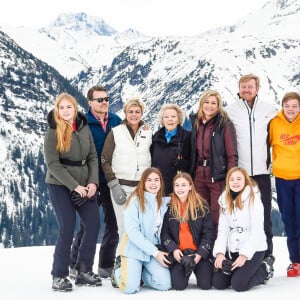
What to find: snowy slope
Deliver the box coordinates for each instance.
[0,237,298,300]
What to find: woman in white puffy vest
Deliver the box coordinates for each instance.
[101,96,152,239]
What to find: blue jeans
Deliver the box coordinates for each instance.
[275,177,300,263]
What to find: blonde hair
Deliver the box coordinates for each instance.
[223,167,257,214]
[123,95,145,115]
[195,89,229,130]
[239,74,260,89]
[170,172,208,221]
[158,103,185,126]
[53,93,78,152]
[126,167,164,213]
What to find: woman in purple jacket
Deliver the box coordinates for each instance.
[190,89,238,231]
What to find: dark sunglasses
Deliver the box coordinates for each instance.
[91,97,109,103]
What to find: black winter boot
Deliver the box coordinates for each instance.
[75,271,102,286]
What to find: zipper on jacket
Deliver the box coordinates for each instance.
[243,100,254,176]
[211,131,215,183]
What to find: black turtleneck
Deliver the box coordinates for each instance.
[230,189,240,200]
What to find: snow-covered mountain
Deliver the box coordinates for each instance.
[72,0,300,130]
[0,12,152,78]
[0,30,88,247]
[0,0,298,247]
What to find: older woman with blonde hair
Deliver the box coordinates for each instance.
[101,95,152,240]
[151,103,191,195]
[190,89,238,232]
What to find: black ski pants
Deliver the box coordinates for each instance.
[48,184,100,277]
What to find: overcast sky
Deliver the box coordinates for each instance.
[0,0,267,36]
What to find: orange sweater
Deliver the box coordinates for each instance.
[178,202,197,251]
[269,110,300,180]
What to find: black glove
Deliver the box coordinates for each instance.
[181,254,196,278]
[222,259,233,275]
[107,179,127,205]
[172,158,185,169]
[155,244,176,268]
[71,191,88,207]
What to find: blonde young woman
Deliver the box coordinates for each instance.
[44,93,101,291]
[212,167,274,292]
[161,172,215,290]
[190,89,238,231]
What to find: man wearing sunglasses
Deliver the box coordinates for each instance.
[70,85,121,279]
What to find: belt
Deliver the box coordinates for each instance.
[119,179,139,187]
[230,226,247,233]
[60,158,86,166]
[197,159,210,167]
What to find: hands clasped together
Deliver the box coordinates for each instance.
[155,248,200,278]
[214,253,247,275]
[71,183,98,207]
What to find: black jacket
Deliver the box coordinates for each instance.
[161,202,215,260]
[151,125,191,195]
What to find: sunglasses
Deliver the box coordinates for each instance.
[91,97,109,103]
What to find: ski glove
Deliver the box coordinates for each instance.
[107,179,127,205]
[222,259,233,275]
[181,254,196,278]
[70,190,99,207]
[71,191,88,207]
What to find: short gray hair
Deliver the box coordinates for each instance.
[158,103,185,126]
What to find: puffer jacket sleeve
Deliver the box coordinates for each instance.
[238,190,266,259]
[101,130,116,183]
[224,120,238,171]
[196,211,215,259]
[213,193,230,257]
[86,128,99,185]
[160,207,179,253]
[124,197,158,256]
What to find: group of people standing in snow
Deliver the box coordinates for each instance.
[43,73,300,293]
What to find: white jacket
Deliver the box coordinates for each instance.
[213,186,267,260]
[111,124,152,181]
[226,97,277,176]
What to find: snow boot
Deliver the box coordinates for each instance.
[52,277,73,292]
[262,254,275,282]
[98,266,113,278]
[75,271,102,286]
